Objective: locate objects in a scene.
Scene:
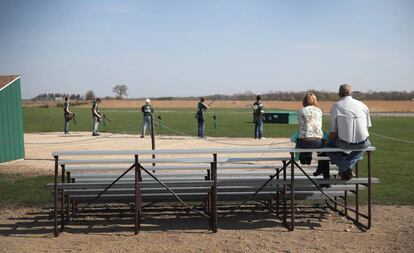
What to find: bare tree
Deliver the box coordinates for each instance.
[112,85,128,99]
[85,90,96,101]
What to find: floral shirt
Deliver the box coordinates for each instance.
[297,105,323,139]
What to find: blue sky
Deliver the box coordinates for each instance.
[0,0,413,99]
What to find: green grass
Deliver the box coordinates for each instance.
[3,107,411,206]
[23,107,305,137]
[0,173,52,207]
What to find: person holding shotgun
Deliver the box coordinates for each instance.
[91,97,102,136]
[253,95,265,139]
[196,97,210,138]
[140,98,154,138]
[63,96,73,134]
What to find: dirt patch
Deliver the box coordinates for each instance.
[75,100,414,113]
[0,205,412,253]
[0,133,293,176]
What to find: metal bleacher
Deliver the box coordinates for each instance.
[46,147,378,236]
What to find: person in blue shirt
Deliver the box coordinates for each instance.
[196,97,209,138]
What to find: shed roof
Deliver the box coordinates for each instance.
[0,75,20,90]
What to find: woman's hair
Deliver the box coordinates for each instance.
[302,92,318,107]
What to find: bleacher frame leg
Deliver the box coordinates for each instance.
[289,152,295,231]
[210,154,218,233]
[326,151,373,230]
[53,155,59,237]
[282,161,287,226]
[355,162,359,224]
[66,172,71,222]
[134,155,141,234]
[367,151,372,229]
[60,164,65,231]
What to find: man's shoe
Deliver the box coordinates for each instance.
[339,169,354,180]
[140,135,144,138]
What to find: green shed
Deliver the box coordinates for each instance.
[0,75,25,163]
[263,111,298,124]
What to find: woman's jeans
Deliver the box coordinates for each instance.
[295,138,330,179]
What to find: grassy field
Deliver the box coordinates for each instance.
[1,107,413,207]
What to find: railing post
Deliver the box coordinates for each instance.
[136,154,141,234]
[211,153,218,233]
[53,155,59,237]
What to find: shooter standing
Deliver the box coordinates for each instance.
[253,95,265,139]
[91,98,102,136]
[140,99,154,138]
[63,96,73,134]
[196,97,209,138]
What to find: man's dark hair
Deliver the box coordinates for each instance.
[96,98,101,102]
[64,96,68,101]
[256,95,261,101]
[200,97,205,102]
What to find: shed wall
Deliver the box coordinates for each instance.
[0,78,25,163]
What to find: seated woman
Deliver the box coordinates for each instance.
[296,92,329,179]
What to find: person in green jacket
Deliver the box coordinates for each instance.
[91,98,102,136]
[140,99,154,138]
[63,96,73,134]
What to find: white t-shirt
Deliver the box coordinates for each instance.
[330,96,371,143]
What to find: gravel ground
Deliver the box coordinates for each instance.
[0,205,413,253]
[0,133,413,252]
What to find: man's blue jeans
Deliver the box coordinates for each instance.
[92,116,100,134]
[198,118,205,138]
[64,116,69,134]
[254,120,263,139]
[142,116,152,137]
[327,137,371,172]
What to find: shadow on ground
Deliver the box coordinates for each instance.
[0,203,336,237]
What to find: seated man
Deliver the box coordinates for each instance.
[327,84,372,180]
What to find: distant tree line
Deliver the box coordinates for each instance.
[32,84,129,101]
[169,90,414,101]
[32,93,83,100]
[32,89,414,101]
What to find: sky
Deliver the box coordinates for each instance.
[0,0,413,99]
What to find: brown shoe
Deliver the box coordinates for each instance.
[339,169,354,180]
